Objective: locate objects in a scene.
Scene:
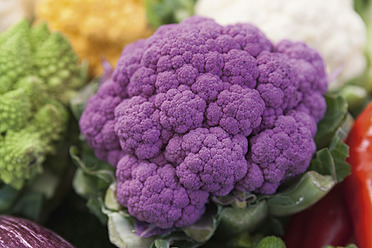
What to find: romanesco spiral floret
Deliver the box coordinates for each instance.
[33,32,81,104]
[14,76,48,111]
[0,25,33,94]
[0,19,83,189]
[0,88,31,133]
[0,130,44,189]
[0,100,68,189]
[29,22,51,52]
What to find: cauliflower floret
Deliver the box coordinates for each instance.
[236,112,316,194]
[79,77,125,166]
[206,85,265,136]
[166,127,248,196]
[116,155,209,229]
[195,0,367,89]
[80,16,327,229]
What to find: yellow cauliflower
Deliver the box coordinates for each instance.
[35,0,153,76]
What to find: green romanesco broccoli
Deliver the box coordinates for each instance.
[0,19,85,190]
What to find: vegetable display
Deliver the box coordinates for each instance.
[70,16,352,247]
[0,1,367,247]
[35,0,153,77]
[0,215,74,248]
[0,19,85,220]
[194,0,367,90]
[343,101,372,248]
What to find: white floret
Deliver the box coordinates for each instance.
[195,0,367,89]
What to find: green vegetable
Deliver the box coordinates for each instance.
[144,0,196,28]
[256,236,286,248]
[0,19,86,219]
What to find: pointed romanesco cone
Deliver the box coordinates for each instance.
[0,19,84,190]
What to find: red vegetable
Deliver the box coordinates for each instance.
[0,215,74,248]
[343,101,372,248]
[283,185,353,248]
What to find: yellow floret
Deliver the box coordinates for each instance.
[35,0,153,76]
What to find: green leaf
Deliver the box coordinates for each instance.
[70,146,114,186]
[255,217,287,237]
[315,94,348,149]
[70,80,99,121]
[28,168,60,199]
[323,245,358,248]
[107,212,154,248]
[212,191,257,208]
[338,85,368,110]
[153,239,170,248]
[104,183,122,211]
[309,109,351,183]
[11,192,45,220]
[217,200,268,235]
[224,232,264,248]
[266,171,335,216]
[73,168,98,198]
[309,148,337,181]
[0,184,19,212]
[70,145,116,226]
[144,0,196,28]
[256,236,286,248]
[152,233,201,248]
[87,197,108,225]
[182,206,219,243]
[329,134,351,182]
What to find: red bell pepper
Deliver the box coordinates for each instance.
[284,185,353,248]
[343,101,372,248]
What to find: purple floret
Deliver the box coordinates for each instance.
[275,40,328,122]
[79,76,126,165]
[254,51,300,132]
[116,155,209,229]
[206,85,265,136]
[114,96,164,160]
[155,87,206,134]
[237,112,316,194]
[79,16,329,230]
[165,127,248,196]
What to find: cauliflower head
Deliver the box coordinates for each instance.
[0,20,83,189]
[195,0,367,90]
[80,16,328,229]
[35,0,153,76]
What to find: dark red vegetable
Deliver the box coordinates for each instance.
[284,185,353,248]
[0,215,74,248]
[343,101,372,248]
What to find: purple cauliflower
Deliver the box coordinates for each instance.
[79,16,328,229]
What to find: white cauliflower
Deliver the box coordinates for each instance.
[0,0,36,32]
[195,0,367,90]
